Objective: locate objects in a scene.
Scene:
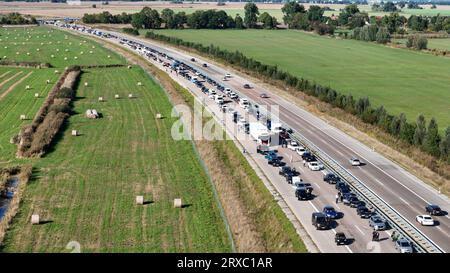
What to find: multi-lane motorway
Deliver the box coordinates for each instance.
[59,24,450,252]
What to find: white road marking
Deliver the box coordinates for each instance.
[398,196,410,205]
[315,183,321,189]
[355,225,365,235]
[309,201,319,212]
[373,179,385,187]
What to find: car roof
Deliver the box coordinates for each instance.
[324,205,334,209]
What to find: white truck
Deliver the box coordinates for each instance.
[249,122,271,145]
[271,122,283,134]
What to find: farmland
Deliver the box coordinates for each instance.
[0,26,124,68]
[1,1,449,20]
[151,29,450,131]
[0,26,233,252]
[1,66,232,252]
[0,67,59,165]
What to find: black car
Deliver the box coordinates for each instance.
[190,58,195,62]
[425,204,443,216]
[356,206,372,218]
[279,166,292,177]
[323,173,340,184]
[268,159,283,167]
[304,155,317,162]
[312,212,331,230]
[202,63,208,67]
[243,83,251,89]
[335,232,347,245]
[349,197,360,208]
[296,188,311,201]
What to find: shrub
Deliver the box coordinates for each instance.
[406,34,428,50]
[123,27,139,36]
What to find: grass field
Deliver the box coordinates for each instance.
[0,26,124,68]
[152,29,450,131]
[0,27,233,252]
[0,67,59,166]
[1,66,232,252]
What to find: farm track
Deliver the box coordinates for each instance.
[0,71,11,79]
[0,71,23,91]
[0,71,33,101]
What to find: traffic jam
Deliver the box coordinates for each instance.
[53,22,446,253]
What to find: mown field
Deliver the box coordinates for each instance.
[0,27,232,252]
[1,66,232,252]
[0,67,59,165]
[152,29,450,131]
[0,26,124,68]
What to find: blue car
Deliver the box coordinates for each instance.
[323,206,338,219]
[264,151,277,161]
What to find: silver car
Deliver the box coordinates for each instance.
[395,238,413,253]
[369,215,386,230]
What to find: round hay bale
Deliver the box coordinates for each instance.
[27,52,30,56]
[84,82,88,87]
[46,79,50,84]
[31,214,40,225]
[74,56,78,59]
[98,97,104,102]
[25,85,30,90]
[71,130,78,136]
[128,94,133,98]
[34,93,39,98]
[137,82,142,86]
[56,48,60,52]
[64,57,68,61]
[36,48,40,51]
[54,70,59,74]
[136,196,144,205]
[20,114,26,120]
[156,113,162,119]
[174,198,182,208]
[115,94,120,99]
[89,51,93,54]
[127,65,132,69]
[51,55,55,58]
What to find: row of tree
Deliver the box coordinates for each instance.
[145,31,450,163]
[0,13,37,25]
[82,4,277,30]
[407,14,450,33]
[350,25,391,44]
[82,11,132,24]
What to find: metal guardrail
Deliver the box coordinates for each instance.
[65,24,443,253]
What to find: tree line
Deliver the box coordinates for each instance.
[0,13,37,25]
[145,31,450,163]
[82,4,277,30]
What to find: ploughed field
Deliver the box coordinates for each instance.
[152,29,450,131]
[0,27,232,252]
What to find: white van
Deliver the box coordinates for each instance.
[209,89,216,95]
[239,98,249,108]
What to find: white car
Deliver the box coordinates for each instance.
[416,215,434,226]
[350,158,361,166]
[296,146,307,156]
[287,141,299,151]
[225,73,231,78]
[308,161,323,171]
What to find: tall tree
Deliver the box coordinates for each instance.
[235,14,244,29]
[281,1,305,25]
[423,118,441,157]
[440,126,450,162]
[414,114,427,146]
[244,2,259,28]
[307,5,324,22]
[161,8,175,28]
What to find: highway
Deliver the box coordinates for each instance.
[60,24,450,252]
